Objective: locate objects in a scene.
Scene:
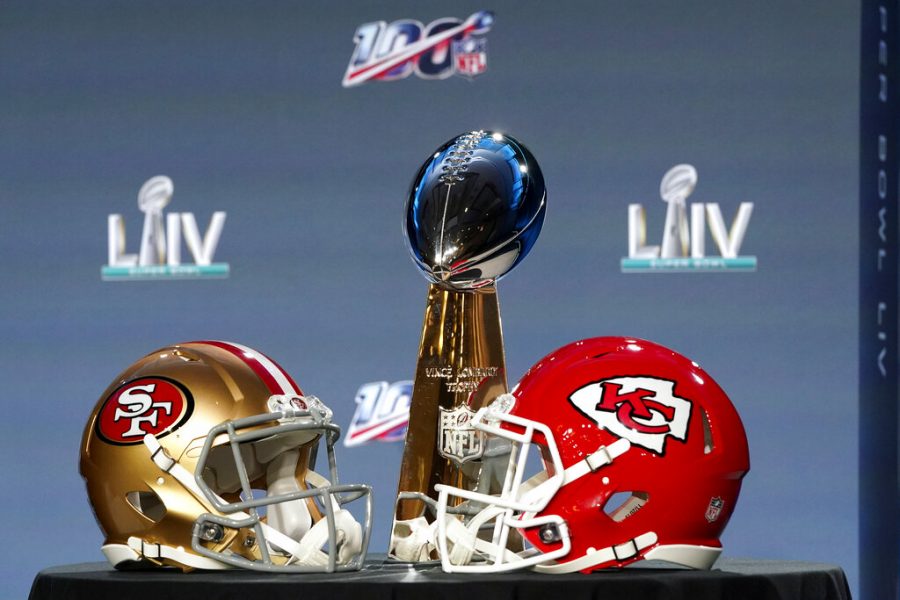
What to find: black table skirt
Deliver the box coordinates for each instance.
[28,556,852,600]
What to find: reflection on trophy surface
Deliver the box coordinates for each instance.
[390,130,546,561]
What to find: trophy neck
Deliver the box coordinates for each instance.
[419,284,506,389]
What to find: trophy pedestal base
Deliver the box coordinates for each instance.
[29,557,850,600]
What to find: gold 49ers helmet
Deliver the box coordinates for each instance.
[80,341,372,572]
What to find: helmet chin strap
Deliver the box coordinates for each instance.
[139,433,363,570]
[445,504,576,572]
[266,449,312,542]
[389,516,437,562]
[388,504,528,567]
[532,531,659,574]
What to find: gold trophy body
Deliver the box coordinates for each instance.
[390,131,546,560]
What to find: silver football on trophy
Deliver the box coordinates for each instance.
[404,131,546,290]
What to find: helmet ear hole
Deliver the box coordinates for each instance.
[701,408,714,454]
[603,491,649,522]
[125,490,167,523]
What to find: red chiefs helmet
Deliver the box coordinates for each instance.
[432,336,750,573]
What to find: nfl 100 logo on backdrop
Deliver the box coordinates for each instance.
[342,10,493,87]
[621,164,756,272]
[344,381,412,447]
[102,176,229,281]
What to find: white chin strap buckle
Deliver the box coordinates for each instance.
[613,538,641,561]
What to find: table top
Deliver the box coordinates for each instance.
[29,556,852,600]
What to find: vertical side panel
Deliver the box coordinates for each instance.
[860,2,899,599]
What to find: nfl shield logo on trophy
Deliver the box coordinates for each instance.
[453,37,488,77]
[438,405,485,463]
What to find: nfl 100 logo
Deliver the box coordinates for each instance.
[345,381,412,447]
[342,11,493,87]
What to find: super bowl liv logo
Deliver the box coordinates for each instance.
[102,176,229,281]
[621,164,756,272]
[342,10,493,87]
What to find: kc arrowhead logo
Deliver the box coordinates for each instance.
[569,376,691,454]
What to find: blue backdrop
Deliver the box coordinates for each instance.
[1,1,858,598]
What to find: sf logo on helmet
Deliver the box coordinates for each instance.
[95,377,193,445]
[568,376,691,454]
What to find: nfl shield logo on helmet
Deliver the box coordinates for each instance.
[705,497,725,522]
[438,405,485,463]
[453,37,488,77]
